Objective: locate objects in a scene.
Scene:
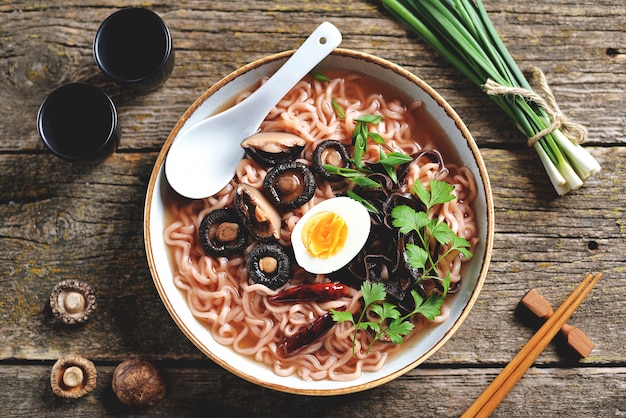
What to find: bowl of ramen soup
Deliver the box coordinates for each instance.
[144,48,495,395]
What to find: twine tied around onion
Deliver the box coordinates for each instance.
[483,66,587,147]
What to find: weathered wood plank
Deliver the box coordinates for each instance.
[0,364,624,417]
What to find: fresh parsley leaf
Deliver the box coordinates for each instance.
[385,318,415,343]
[360,321,380,333]
[393,179,472,275]
[451,235,473,259]
[429,219,457,245]
[391,205,429,234]
[371,302,401,322]
[334,274,452,354]
[429,180,456,206]
[412,180,431,209]
[414,179,456,211]
[390,205,413,232]
[405,243,429,271]
[330,309,354,324]
[411,290,445,321]
[362,281,386,306]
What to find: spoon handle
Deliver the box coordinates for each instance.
[164,23,342,199]
[225,22,342,129]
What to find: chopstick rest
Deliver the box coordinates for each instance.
[462,272,602,418]
[520,288,595,358]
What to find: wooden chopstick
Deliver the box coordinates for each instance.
[462,272,602,418]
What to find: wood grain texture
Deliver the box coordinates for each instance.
[1,364,625,418]
[1,0,625,416]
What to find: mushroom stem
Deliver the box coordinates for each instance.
[62,366,84,388]
[63,292,86,313]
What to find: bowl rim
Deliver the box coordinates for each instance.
[144,47,495,395]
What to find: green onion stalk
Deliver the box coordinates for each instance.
[382,0,601,195]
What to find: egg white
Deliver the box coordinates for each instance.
[291,196,371,275]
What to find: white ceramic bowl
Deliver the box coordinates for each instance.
[144,49,494,395]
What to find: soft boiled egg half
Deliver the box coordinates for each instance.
[291,196,371,275]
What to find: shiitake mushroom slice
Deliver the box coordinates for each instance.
[246,243,291,290]
[235,183,282,242]
[263,161,316,210]
[312,140,351,182]
[241,131,306,166]
[199,208,248,256]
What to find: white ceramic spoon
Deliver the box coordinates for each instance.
[165,22,342,199]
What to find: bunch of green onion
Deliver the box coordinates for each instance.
[382,0,601,195]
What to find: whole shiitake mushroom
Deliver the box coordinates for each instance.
[50,279,97,324]
[50,354,97,398]
[111,359,166,407]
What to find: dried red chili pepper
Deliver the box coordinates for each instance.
[277,307,346,357]
[268,282,348,303]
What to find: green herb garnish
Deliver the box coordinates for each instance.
[322,147,411,189]
[378,148,413,183]
[311,72,330,82]
[392,179,472,281]
[321,165,382,189]
[331,280,448,355]
[331,99,346,119]
[322,110,412,188]
[381,0,601,195]
[346,190,380,214]
[352,114,383,167]
[332,178,472,354]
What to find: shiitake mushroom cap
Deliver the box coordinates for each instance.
[199,208,248,256]
[263,161,316,210]
[112,359,166,408]
[241,131,306,166]
[246,243,291,289]
[312,140,351,182]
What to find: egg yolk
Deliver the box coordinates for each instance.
[301,211,348,259]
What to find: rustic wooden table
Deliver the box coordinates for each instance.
[1,1,624,417]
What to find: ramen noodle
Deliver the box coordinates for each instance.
[164,71,478,381]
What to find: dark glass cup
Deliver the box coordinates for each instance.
[93,7,174,92]
[37,83,119,162]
